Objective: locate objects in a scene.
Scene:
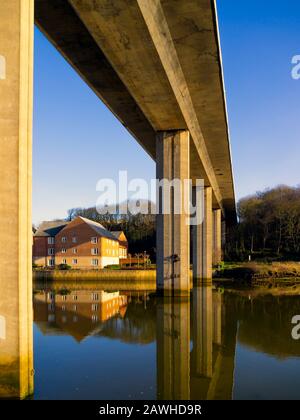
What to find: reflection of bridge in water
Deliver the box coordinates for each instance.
[156,287,237,400]
[2,283,300,399]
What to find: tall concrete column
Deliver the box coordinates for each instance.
[221,220,226,261]
[192,187,213,282]
[157,297,190,400]
[213,209,222,266]
[0,0,34,398]
[156,130,190,296]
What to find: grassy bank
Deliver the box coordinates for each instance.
[215,262,300,286]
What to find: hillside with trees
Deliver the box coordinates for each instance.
[65,185,300,263]
[226,185,300,261]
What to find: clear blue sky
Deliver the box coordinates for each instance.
[33,0,300,224]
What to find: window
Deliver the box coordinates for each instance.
[61,248,67,254]
[48,259,55,267]
[48,237,55,245]
[91,259,99,267]
[92,304,98,312]
[92,293,99,301]
[62,305,66,312]
[62,237,67,243]
[72,248,78,254]
[92,315,98,323]
[62,259,67,265]
[73,295,78,301]
[48,248,55,256]
[48,314,55,322]
[91,248,99,255]
[62,295,67,301]
[72,259,78,265]
[73,305,77,312]
[91,237,98,244]
[72,236,77,243]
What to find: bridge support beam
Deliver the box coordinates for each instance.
[156,130,190,296]
[0,0,34,399]
[192,187,213,282]
[213,209,222,266]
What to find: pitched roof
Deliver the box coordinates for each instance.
[34,220,69,237]
[111,231,128,242]
[78,217,118,241]
[111,231,123,239]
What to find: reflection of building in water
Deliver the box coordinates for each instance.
[34,290,128,342]
[156,297,190,400]
[0,284,33,399]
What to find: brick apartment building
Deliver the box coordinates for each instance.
[33,216,128,269]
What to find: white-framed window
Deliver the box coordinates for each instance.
[92,304,98,312]
[48,248,55,256]
[91,237,98,244]
[48,237,55,245]
[62,237,67,243]
[91,248,99,255]
[61,248,67,254]
[62,259,67,265]
[92,293,99,301]
[62,296,67,301]
[72,259,78,265]
[91,259,99,267]
[73,295,78,301]
[92,315,98,323]
[48,259,55,267]
[72,236,77,243]
[72,248,78,254]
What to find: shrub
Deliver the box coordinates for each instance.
[57,263,72,271]
[104,264,121,270]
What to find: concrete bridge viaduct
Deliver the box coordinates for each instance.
[0,0,235,397]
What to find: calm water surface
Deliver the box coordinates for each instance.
[30,282,300,400]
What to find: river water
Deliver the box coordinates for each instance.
[29,282,300,400]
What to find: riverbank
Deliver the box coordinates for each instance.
[215,262,300,288]
[33,268,156,281]
[33,262,300,291]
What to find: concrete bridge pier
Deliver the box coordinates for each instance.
[0,0,34,399]
[192,187,213,282]
[156,130,190,296]
[213,209,222,266]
